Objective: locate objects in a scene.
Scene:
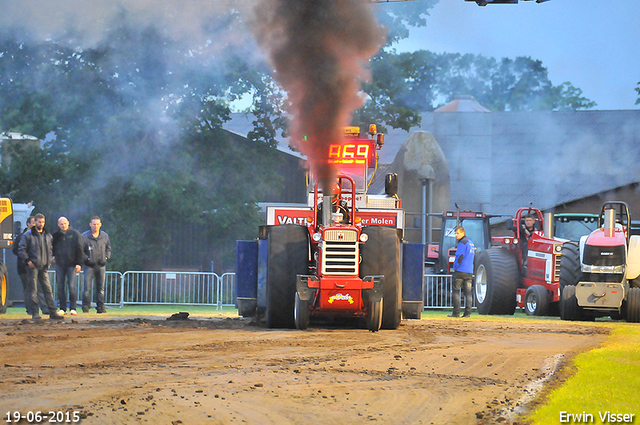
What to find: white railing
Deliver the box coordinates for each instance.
[423,274,476,310]
[48,270,123,306]
[46,270,236,310]
[46,271,469,310]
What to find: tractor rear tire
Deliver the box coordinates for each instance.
[266,225,309,329]
[360,227,402,330]
[474,248,518,315]
[624,287,640,323]
[0,263,7,314]
[559,242,582,293]
[524,285,549,316]
[294,293,310,330]
[560,285,581,321]
[366,299,383,332]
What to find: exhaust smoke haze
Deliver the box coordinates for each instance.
[3,0,387,194]
[0,0,256,49]
[251,0,386,191]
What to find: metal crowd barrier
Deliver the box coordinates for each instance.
[46,271,467,311]
[46,270,236,310]
[423,274,476,309]
[48,270,123,307]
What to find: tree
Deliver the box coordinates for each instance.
[359,50,596,114]
[0,3,597,272]
[635,81,640,106]
[0,17,283,272]
[354,1,595,117]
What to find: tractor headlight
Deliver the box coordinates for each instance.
[504,238,511,244]
[554,243,563,254]
[512,238,519,244]
[359,233,369,242]
[312,233,322,242]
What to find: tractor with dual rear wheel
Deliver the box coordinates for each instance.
[560,202,640,322]
[236,126,424,331]
[474,207,567,316]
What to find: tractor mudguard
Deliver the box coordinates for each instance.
[296,275,318,302]
[361,275,384,304]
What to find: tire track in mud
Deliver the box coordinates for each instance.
[0,317,608,424]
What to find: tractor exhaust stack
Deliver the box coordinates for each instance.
[604,208,616,237]
[544,212,554,239]
[323,194,332,225]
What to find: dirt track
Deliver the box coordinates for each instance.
[0,314,607,425]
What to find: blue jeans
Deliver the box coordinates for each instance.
[19,271,51,314]
[25,267,57,316]
[453,271,473,315]
[56,264,78,311]
[83,266,106,310]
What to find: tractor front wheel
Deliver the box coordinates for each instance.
[266,225,309,329]
[366,299,383,332]
[560,285,581,321]
[524,285,549,316]
[624,287,640,323]
[474,248,518,315]
[294,293,310,330]
[0,263,7,314]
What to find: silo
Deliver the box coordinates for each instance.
[433,95,493,212]
[387,131,450,245]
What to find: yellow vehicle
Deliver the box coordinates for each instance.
[0,198,14,313]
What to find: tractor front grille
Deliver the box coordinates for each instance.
[554,254,561,282]
[322,229,358,275]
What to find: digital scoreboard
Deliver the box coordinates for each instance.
[327,126,376,166]
[327,143,375,165]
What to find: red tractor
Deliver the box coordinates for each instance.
[236,126,424,331]
[560,202,640,322]
[426,207,493,275]
[474,207,565,316]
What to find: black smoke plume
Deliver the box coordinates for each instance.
[251,0,385,191]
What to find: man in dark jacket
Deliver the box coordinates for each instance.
[18,213,64,321]
[52,217,84,316]
[449,226,476,318]
[12,216,50,315]
[82,216,111,313]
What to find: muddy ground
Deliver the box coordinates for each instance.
[0,314,607,425]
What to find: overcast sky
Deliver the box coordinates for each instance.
[395,0,640,110]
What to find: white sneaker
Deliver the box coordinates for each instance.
[57,310,66,316]
[69,310,78,316]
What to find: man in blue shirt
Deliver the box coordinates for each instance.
[449,226,475,318]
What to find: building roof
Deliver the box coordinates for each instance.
[223,113,304,159]
[489,110,640,214]
[434,95,491,113]
[224,109,640,216]
[0,132,39,142]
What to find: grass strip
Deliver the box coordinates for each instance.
[527,324,640,424]
[2,304,239,318]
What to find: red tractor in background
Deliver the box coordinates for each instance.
[560,201,640,322]
[474,207,565,316]
[426,206,492,275]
